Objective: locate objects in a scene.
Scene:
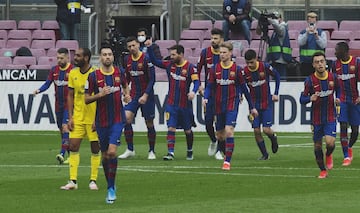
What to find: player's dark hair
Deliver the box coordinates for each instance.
[169,45,184,55]
[126,36,139,44]
[211,28,224,38]
[57,48,69,55]
[336,41,349,53]
[137,27,149,36]
[244,49,257,60]
[312,51,326,62]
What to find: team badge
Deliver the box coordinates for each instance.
[329,81,334,87]
[115,76,120,83]
[138,63,143,69]
[260,71,265,78]
[182,69,187,75]
[230,71,235,77]
[350,65,355,72]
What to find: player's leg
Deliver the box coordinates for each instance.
[142,99,156,159]
[324,122,336,171]
[262,103,278,154]
[338,103,350,163]
[205,97,217,156]
[118,109,136,159]
[87,124,100,190]
[163,105,177,160]
[60,123,84,190]
[55,111,68,164]
[182,107,195,160]
[348,104,360,161]
[313,125,327,178]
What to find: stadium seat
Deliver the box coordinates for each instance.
[290,40,298,49]
[352,31,360,40]
[31,39,56,50]
[189,20,213,31]
[339,20,360,31]
[183,48,193,58]
[202,30,211,41]
[12,56,37,67]
[0,20,17,30]
[316,20,338,34]
[37,56,57,66]
[325,48,336,58]
[0,30,7,48]
[32,30,56,41]
[327,40,345,48]
[155,67,168,81]
[0,48,17,57]
[55,40,79,51]
[348,41,360,49]
[201,40,211,48]
[155,40,177,49]
[234,57,246,67]
[42,20,60,30]
[249,40,261,49]
[6,39,31,48]
[159,48,169,58]
[331,30,353,41]
[292,48,299,59]
[0,56,12,66]
[178,40,201,49]
[8,29,32,41]
[213,20,223,30]
[29,64,52,70]
[180,29,204,41]
[192,48,202,57]
[30,48,47,59]
[287,20,307,32]
[18,20,41,30]
[288,30,299,40]
[46,48,58,57]
[2,64,27,69]
[187,56,198,65]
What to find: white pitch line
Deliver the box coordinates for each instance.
[0,164,359,179]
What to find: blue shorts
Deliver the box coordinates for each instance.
[338,102,360,125]
[124,95,155,120]
[215,110,238,131]
[252,106,273,128]
[166,105,193,130]
[56,110,69,129]
[313,122,337,141]
[96,122,124,152]
[204,96,215,124]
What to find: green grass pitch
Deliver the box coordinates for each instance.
[1,131,360,212]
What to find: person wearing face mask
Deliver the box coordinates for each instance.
[266,11,292,81]
[137,27,162,59]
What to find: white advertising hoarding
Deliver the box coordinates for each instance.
[0,81,314,132]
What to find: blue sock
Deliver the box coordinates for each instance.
[124,124,134,151]
[257,141,268,157]
[60,132,69,156]
[225,137,234,163]
[107,158,118,189]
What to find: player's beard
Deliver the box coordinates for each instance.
[74,59,84,68]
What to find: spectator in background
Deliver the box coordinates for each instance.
[16,47,33,56]
[265,12,292,81]
[55,0,89,40]
[299,52,338,179]
[222,0,252,45]
[298,11,327,78]
[137,27,162,59]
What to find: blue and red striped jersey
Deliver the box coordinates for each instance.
[86,66,127,128]
[300,71,337,125]
[332,56,360,104]
[154,59,199,108]
[124,52,155,99]
[206,61,245,114]
[243,61,280,110]
[39,63,73,112]
[197,46,220,84]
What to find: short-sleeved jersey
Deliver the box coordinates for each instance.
[207,61,244,114]
[197,46,220,84]
[302,71,337,125]
[157,60,198,108]
[44,63,73,112]
[68,66,96,124]
[332,56,360,104]
[124,52,155,99]
[243,61,279,110]
[86,66,127,128]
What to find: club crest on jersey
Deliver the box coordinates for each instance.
[350,65,356,71]
[115,76,120,82]
[182,69,187,75]
[138,63,143,69]
[259,71,265,78]
[230,71,235,77]
[329,81,334,87]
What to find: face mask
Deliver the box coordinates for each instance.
[137,36,146,43]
